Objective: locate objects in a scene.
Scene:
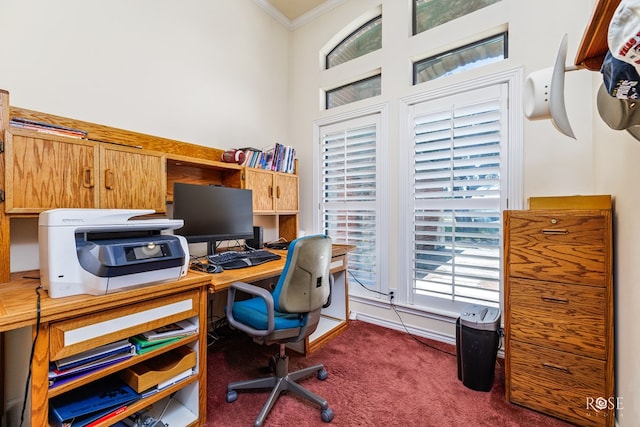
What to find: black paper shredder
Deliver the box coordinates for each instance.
[456,303,501,391]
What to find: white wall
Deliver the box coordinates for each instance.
[0,1,291,425]
[288,0,637,424]
[592,79,640,426]
[0,0,290,150]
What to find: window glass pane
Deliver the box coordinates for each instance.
[413,33,506,85]
[326,75,381,109]
[413,0,501,35]
[326,16,382,69]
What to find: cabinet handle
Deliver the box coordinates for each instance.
[104,169,115,190]
[83,167,94,188]
[268,185,273,198]
[542,362,570,373]
[541,296,569,304]
[541,229,569,235]
[276,186,281,199]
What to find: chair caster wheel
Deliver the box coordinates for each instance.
[226,390,238,403]
[321,407,334,423]
[317,368,328,381]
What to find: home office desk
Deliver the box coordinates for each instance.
[0,244,352,426]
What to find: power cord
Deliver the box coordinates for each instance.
[19,285,42,427]
[347,270,456,357]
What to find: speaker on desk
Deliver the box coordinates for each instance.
[246,226,263,249]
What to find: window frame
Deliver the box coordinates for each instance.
[412,32,508,85]
[313,104,389,299]
[399,68,523,316]
[325,73,382,110]
[325,15,382,69]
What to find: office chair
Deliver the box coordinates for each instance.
[225,234,334,427]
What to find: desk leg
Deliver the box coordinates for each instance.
[31,323,49,427]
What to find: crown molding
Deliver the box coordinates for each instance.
[252,0,347,31]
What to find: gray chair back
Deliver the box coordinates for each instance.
[273,235,332,314]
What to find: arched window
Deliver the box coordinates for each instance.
[326,15,381,69]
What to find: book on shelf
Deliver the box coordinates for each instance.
[84,404,128,427]
[10,117,88,139]
[237,143,296,173]
[140,319,197,341]
[49,376,140,427]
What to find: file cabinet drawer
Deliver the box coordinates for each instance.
[507,212,608,286]
[509,340,609,427]
[50,290,199,360]
[508,279,607,358]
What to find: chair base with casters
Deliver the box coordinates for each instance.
[226,343,334,427]
[225,235,336,427]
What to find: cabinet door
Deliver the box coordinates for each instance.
[244,168,275,212]
[4,132,98,213]
[100,145,166,212]
[275,173,298,212]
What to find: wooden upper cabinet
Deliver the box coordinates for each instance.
[4,129,167,214]
[99,145,166,213]
[275,173,299,212]
[4,131,99,213]
[244,168,298,213]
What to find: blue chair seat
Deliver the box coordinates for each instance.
[231,297,305,331]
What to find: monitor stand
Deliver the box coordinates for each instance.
[207,240,218,256]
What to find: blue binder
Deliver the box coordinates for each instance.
[49,376,140,426]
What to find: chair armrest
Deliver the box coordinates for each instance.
[226,281,275,337]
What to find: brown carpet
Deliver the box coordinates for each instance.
[205,320,573,426]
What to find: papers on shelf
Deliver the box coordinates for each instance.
[54,339,133,371]
[140,319,197,341]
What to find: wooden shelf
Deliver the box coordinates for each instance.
[574,0,621,71]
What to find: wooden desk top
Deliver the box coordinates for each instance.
[0,244,355,332]
[0,271,209,332]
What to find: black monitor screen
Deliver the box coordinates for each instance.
[172,183,254,254]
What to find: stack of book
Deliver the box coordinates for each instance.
[239,143,296,174]
[49,339,135,388]
[10,117,88,139]
[49,376,140,427]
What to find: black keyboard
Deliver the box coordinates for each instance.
[207,249,281,270]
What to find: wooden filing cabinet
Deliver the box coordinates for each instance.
[504,195,614,427]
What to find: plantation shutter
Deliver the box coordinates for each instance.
[320,115,379,289]
[410,84,506,306]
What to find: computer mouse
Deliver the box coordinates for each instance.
[209,264,224,274]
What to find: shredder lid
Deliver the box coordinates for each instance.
[459,304,501,331]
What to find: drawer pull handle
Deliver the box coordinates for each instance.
[541,229,569,235]
[542,362,570,373]
[541,296,569,304]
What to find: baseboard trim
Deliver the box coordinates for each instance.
[349,310,456,347]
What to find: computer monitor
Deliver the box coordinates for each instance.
[172,182,254,255]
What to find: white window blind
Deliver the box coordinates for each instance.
[409,85,506,307]
[320,115,379,290]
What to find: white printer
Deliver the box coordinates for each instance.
[39,209,190,298]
